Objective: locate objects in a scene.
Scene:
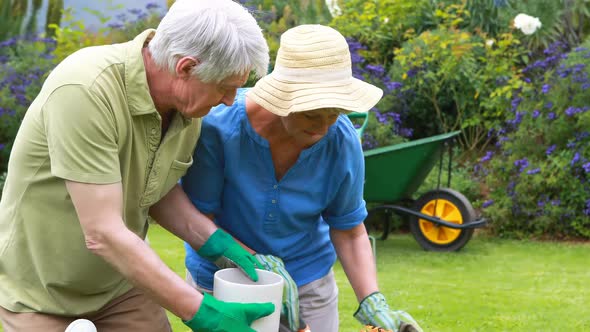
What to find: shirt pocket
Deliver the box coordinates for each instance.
[161,156,194,197]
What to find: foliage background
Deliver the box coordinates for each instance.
[1,0,590,238]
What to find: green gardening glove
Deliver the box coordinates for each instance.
[184,293,275,332]
[255,254,300,332]
[197,229,263,281]
[354,292,423,332]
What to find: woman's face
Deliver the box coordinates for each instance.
[281,108,342,147]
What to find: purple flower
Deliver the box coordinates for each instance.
[558,67,571,78]
[128,8,143,16]
[480,151,494,162]
[576,131,590,141]
[571,152,580,166]
[482,200,494,208]
[146,2,160,10]
[366,64,385,76]
[527,168,541,175]
[532,109,540,118]
[399,128,413,138]
[115,13,128,22]
[551,199,561,206]
[583,162,590,173]
[565,106,577,116]
[545,101,553,109]
[541,84,551,94]
[506,111,525,127]
[546,145,557,155]
[406,68,419,78]
[547,112,556,120]
[514,158,529,173]
[0,38,17,48]
[0,143,5,150]
[107,22,124,29]
[511,97,522,111]
[385,81,403,91]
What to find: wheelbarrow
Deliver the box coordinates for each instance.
[349,113,486,252]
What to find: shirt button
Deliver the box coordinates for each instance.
[271,199,276,204]
[151,128,157,134]
[268,214,273,218]
[273,185,278,189]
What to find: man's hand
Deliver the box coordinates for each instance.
[184,293,274,332]
[255,254,300,332]
[354,292,423,332]
[197,229,262,281]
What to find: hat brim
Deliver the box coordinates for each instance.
[246,74,383,117]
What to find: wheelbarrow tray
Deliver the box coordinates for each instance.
[363,131,460,203]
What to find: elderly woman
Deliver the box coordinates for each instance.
[182,25,423,332]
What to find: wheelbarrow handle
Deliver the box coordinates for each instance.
[347,112,369,138]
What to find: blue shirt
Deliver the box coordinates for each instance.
[182,88,367,289]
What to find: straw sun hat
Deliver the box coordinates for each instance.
[247,24,383,116]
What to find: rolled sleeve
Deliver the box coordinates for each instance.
[322,140,368,229]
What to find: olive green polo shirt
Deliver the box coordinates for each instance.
[0,29,201,315]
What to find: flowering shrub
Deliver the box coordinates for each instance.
[388,4,527,154]
[49,3,164,63]
[0,36,57,173]
[347,38,412,150]
[331,0,436,66]
[479,41,590,239]
[0,3,164,174]
[499,0,590,53]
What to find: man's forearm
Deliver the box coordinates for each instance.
[150,184,218,249]
[65,180,203,320]
[91,220,202,320]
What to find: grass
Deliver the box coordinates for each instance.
[2,227,589,332]
[147,226,590,332]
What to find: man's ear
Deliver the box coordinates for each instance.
[175,56,199,79]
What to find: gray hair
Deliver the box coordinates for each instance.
[148,0,269,83]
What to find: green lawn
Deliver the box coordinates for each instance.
[2,227,589,331]
[147,226,590,332]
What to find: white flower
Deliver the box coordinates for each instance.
[486,39,494,47]
[325,0,341,17]
[384,17,389,23]
[514,13,542,35]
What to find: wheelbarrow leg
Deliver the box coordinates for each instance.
[368,234,376,264]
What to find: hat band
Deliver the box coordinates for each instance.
[271,65,352,83]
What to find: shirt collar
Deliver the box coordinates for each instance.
[125,29,157,117]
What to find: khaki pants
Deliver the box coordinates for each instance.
[0,287,171,332]
[187,269,340,332]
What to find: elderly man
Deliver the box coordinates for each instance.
[0,1,272,331]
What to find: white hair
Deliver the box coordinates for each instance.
[148,0,269,83]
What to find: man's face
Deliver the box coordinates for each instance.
[175,71,250,119]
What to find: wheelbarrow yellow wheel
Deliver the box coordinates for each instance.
[409,188,475,251]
